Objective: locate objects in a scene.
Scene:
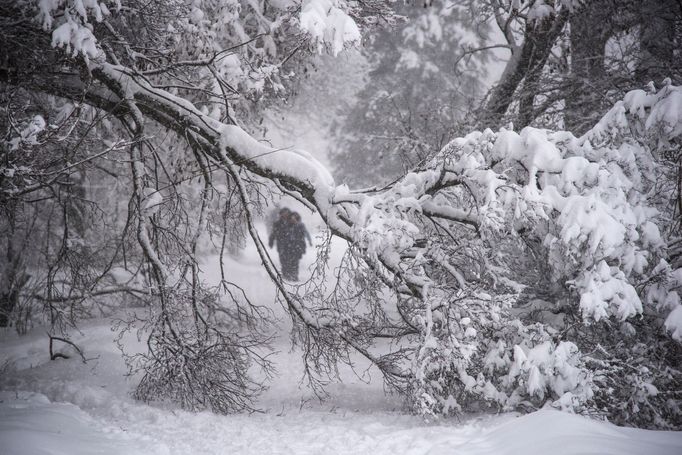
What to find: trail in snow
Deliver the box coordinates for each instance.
[2,212,682,454]
[3,385,682,455]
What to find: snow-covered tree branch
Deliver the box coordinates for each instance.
[1,0,681,428]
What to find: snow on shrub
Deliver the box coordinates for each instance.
[22,0,682,425]
[300,0,361,55]
[403,83,682,423]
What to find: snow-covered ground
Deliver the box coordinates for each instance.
[2,216,682,455]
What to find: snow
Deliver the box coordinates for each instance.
[0,392,152,455]
[575,261,642,322]
[432,85,681,337]
[528,0,555,22]
[299,0,361,56]
[399,49,421,69]
[217,124,335,191]
[142,187,163,215]
[2,355,681,455]
[2,227,682,454]
[665,305,682,342]
[8,8,682,449]
[646,84,682,139]
[48,4,104,61]
[0,274,682,455]
[93,62,338,216]
[427,410,682,455]
[618,82,682,141]
[9,115,47,150]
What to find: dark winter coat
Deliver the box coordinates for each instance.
[268,220,311,258]
[290,223,311,259]
[268,219,294,254]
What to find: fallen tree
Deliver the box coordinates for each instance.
[1,0,681,428]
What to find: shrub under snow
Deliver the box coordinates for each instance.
[401,81,682,427]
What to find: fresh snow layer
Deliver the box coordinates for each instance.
[0,392,153,455]
[2,387,681,455]
[2,215,682,455]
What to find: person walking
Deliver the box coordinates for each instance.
[287,211,312,281]
[268,207,297,280]
[267,208,313,281]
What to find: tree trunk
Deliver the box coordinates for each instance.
[0,206,30,328]
[478,9,569,130]
[637,0,680,86]
[565,0,678,135]
[564,1,609,136]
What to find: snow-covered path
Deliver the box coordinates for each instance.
[3,317,682,454]
[2,218,682,454]
[0,317,483,455]
[3,384,682,455]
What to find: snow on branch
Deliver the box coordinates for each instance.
[60,57,682,417]
[300,0,362,55]
[8,0,682,423]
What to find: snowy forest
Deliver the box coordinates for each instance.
[1,0,682,452]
